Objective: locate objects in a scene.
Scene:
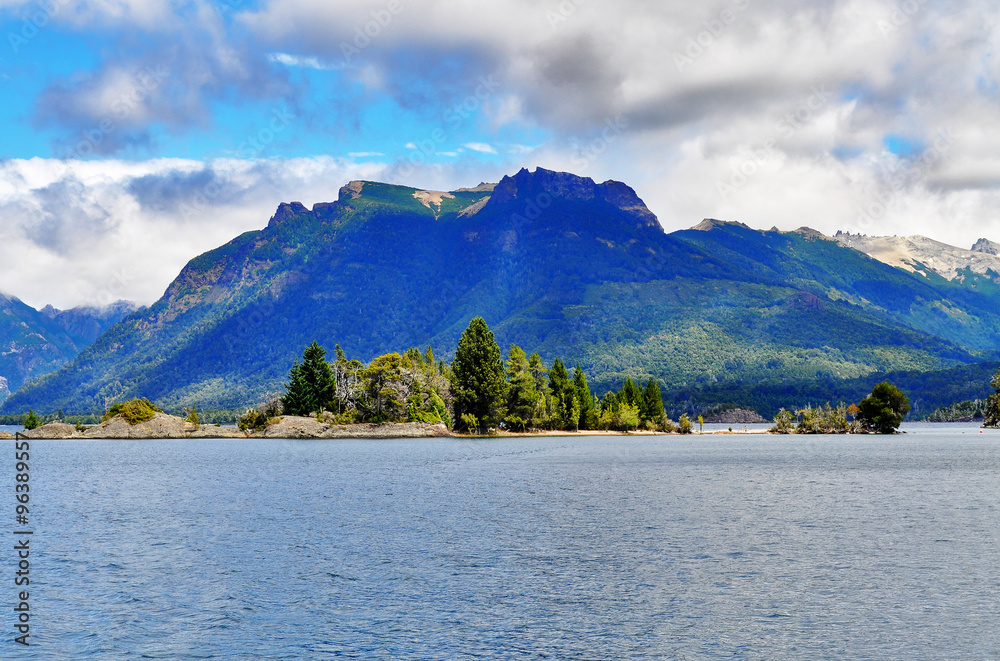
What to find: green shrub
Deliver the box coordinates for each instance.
[23,410,41,431]
[237,409,272,433]
[460,413,479,433]
[678,414,693,434]
[103,398,162,425]
[657,415,678,433]
[770,408,795,433]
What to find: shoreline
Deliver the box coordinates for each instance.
[2,413,774,440]
[3,415,992,441]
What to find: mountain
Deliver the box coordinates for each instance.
[4,168,1000,416]
[972,238,1000,255]
[833,231,1000,293]
[0,294,137,403]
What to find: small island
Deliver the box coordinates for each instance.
[8,318,999,440]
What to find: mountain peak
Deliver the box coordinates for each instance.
[487,167,659,227]
[972,237,1000,255]
[267,201,309,228]
[691,218,751,232]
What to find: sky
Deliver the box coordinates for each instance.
[2,0,1000,309]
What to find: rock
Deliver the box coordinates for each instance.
[23,422,78,439]
[15,414,452,440]
[0,431,14,439]
[83,412,188,439]
[263,416,329,439]
[189,425,246,439]
[320,422,450,438]
[704,408,766,424]
[261,416,452,439]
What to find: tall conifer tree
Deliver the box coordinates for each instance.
[451,317,507,432]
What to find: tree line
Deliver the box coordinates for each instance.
[248,316,690,434]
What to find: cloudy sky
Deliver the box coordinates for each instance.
[2,0,999,309]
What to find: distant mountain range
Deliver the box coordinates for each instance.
[0,296,136,403]
[2,167,998,418]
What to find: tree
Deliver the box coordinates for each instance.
[678,413,693,434]
[771,408,795,434]
[643,379,665,422]
[856,381,911,434]
[573,365,598,430]
[451,317,507,433]
[23,409,40,431]
[282,341,335,416]
[619,402,640,432]
[619,377,642,410]
[528,353,550,427]
[505,344,540,431]
[186,404,200,428]
[547,358,573,429]
[358,353,409,422]
[985,367,1000,428]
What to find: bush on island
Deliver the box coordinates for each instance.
[678,413,693,434]
[102,398,162,425]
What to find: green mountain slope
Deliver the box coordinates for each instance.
[4,168,999,415]
[0,295,136,403]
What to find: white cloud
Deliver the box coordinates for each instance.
[268,52,341,70]
[0,157,389,309]
[464,142,497,154]
[6,0,1000,297]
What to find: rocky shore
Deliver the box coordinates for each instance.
[3,413,452,440]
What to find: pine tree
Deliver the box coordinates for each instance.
[619,378,642,410]
[505,344,540,431]
[528,353,550,426]
[573,365,597,430]
[548,358,572,429]
[451,317,507,433]
[643,378,664,421]
[23,409,40,431]
[282,341,335,416]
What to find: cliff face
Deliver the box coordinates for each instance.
[486,167,660,228]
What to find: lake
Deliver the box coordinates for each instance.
[6,424,1000,659]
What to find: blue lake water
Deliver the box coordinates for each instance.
[5,424,1000,659]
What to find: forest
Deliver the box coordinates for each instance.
[241,317,691,434]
